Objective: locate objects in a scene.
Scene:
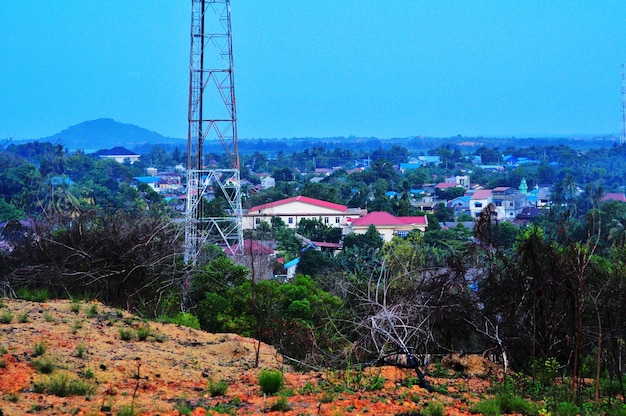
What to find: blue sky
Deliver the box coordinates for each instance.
[1,1,626,141]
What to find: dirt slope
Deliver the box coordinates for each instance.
[0,299,489,415]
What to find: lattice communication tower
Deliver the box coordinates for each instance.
[185,0,243,264]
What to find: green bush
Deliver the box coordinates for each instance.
[607,404,626,416]
[0,310,13,324]
[470,398,501,416]
[36,372,95,397]
[69,299,81,313]
[33,341,47,356]
[497,393,536,415]
[556,401,581,416]
[116,404,140,416]
[85,303,98,318]
[119,327,134,341]
[258,369,284,395]
[424,401,445,416]
[270,395,291,412]
[32,356,55,374]
[208,379,229,396]
[75,343,86,358]
[136,326,151,341]
[170,312,201,330]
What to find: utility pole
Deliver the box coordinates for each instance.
[184,0,243,266]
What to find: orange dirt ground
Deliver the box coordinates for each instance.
[0,299,494,415]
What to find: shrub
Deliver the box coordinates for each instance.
[556,401,581,416]
[71,319,84,334]
[494,392,536,415]
[76,343,86,358]
[33,341,47,356]
[0,310,13,324]
[119,327,135,341]
[16,287,51,302]
[258,369,284,395]
[32,356,55,374]
[136,326,151,341]
[85,303,98,318]
[18,312,30,323]
[43,312,56,322]
[208,379,229,396]
[169,312,201,329]
[424,401,445,416]
[36,372,95,397]
[607,404,626,416]
[174,402,192,416]
[117,404,140,416]
[470,398,501,416]
[69,299,81,313]
[270,395,291,412]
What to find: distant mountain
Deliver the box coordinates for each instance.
[37,118,185,152]
[22,117,620,155]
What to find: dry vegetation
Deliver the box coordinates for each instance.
[0,298,494,416]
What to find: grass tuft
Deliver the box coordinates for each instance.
[258,369,284,395]
[208,379,229,396]
[33,340,47,356]
[119,327,135,341]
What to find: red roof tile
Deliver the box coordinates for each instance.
[350,211,427,226]
[470,190,493,199]
[434,182,460,189]
[248,196,347,212]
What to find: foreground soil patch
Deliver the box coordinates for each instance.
[0,299,490,415]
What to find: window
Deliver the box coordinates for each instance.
[335,217,341,224]
[495,201,502,207]
[474,202,483,208]
[255,218,261,225]
[509,202,514,207]
[288,217,293,225]
[396,230,409,238]
[324,217,329,224]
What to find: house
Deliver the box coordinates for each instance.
[345,211,428,242]
[243,196,365,230]
[133,176,160,192]
[99,147,140,164]
[444,175,471,190]
[447,195,471,217]
[469,189,493,218]
[515,207,543,225]
[491,187,527,220]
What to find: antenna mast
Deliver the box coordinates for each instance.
[184,0,243,265]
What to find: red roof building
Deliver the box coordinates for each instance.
[244,196,365,230]
[346,211,428,242]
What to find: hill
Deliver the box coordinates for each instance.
[36,118,185,152]
[0,298,490,415]
[17,117,620,156]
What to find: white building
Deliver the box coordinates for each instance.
[243,196,365,230]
